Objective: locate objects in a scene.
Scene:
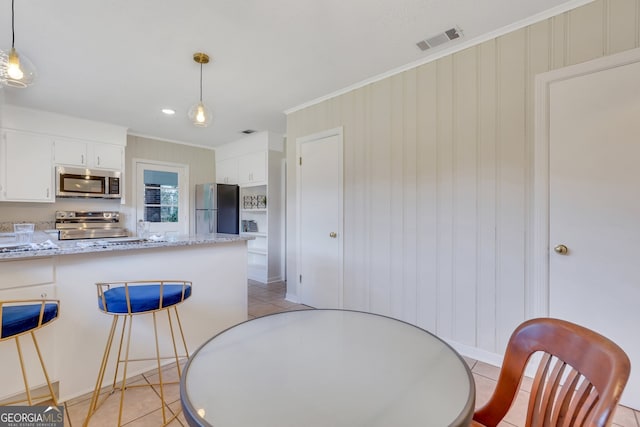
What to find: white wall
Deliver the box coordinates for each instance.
[285,0,640,360]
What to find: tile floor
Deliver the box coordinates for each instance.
[59,280,639,426]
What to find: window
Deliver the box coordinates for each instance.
[135,160,189,235]
[143,170,179,223]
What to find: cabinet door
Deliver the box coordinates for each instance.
[2,130,54,202]
[93,143,123,170]
[54,139,88,166]
[216,158,238,184]
[238,151,266,185]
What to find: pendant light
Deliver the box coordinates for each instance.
[0,0,36,88]
[188,52,213,127]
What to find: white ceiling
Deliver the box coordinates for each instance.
[1,0,588,148]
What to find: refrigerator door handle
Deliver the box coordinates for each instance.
[209,210,215,234]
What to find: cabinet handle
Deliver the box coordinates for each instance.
[46,188,50,198]
[81,154,85,164]
[97,156,101,166]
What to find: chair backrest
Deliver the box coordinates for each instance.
[473,317,630,427]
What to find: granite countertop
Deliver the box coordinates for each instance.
[0,231,253,260]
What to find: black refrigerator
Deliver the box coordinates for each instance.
[195,183,239,234]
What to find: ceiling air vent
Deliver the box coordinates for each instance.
[416,27,462,51]
[241,129,257,134]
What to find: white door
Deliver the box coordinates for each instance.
[135,160,189,235]
[549,60,640,408]
[297,129,343,308]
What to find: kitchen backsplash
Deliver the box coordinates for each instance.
[0,221,54,233]
[0,198,121,233]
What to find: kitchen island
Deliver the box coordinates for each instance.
[0,233,250,403]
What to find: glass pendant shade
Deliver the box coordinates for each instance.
[189,52,212,127]
[188,101,212,127]
[0,47,36,88]
[1,0,37,88]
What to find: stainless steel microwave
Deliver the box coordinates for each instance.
[55,166,122,198]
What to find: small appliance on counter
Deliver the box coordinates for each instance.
[195,184,239,234]
[55,211,128,240]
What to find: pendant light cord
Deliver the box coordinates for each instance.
[11,0,15,48]
[199,62,203,102]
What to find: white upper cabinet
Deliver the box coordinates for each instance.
[93,143,123,170]
[54,138,123,170]
[54,138,88,166]
[216,157,238,184]
[0,106,127,203]
[216,131,283,187]
[238,151,266,185]
[217,152,266,185]
[1,130,54,203]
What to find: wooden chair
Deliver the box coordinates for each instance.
[472,317,630,427]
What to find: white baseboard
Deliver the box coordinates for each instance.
[445,338,540,380]
[445,339,504,368]
[285,292,299,304]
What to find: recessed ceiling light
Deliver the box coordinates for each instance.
[162,108,176,115]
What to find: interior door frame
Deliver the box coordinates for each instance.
[295,127,344,307]
[531,46,640,319]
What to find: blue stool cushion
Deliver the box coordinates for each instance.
[98,284,192,314]
[1,304,59,339]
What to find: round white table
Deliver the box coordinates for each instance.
[180,309,475,427]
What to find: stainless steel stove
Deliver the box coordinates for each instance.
[55,211,128,240]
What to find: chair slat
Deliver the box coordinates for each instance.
[573,386,598,426]
[527,353,553,426]
[541,358,567,427]
[554,368,581,427]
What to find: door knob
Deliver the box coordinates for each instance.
[329,232,337,238]
[554,244,568,255]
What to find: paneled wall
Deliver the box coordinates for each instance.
[285,0,640,358]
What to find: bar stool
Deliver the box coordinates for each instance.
[0,299,60,406]
[84,280,192,427]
